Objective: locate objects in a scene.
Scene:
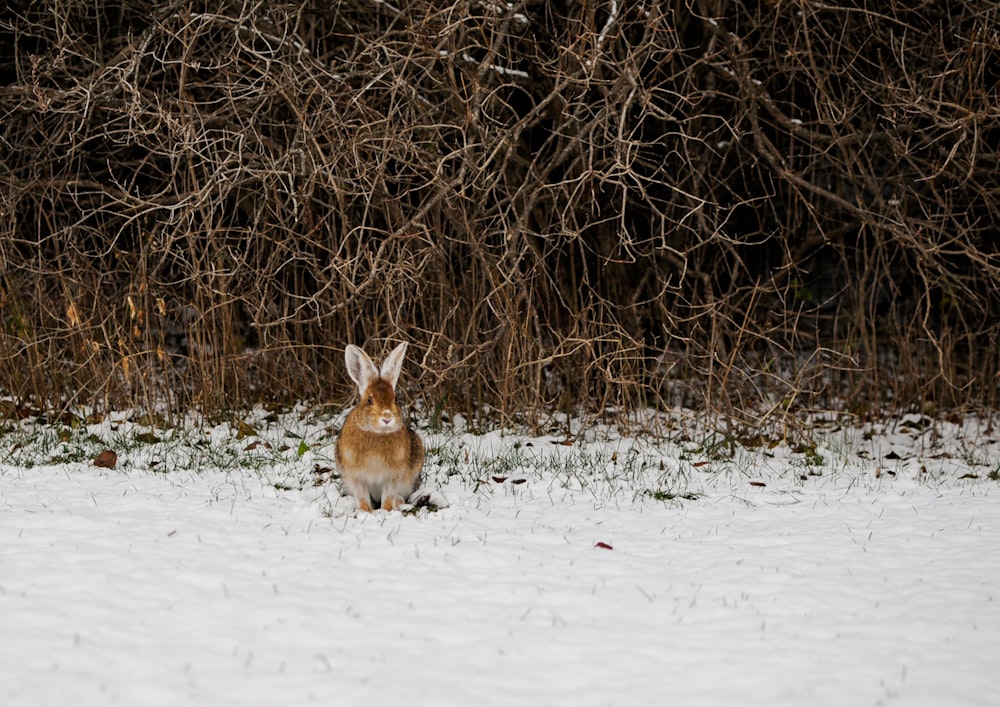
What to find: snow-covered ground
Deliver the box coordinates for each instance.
[2,411,998,706]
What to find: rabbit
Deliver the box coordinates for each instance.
[335,342,424,512]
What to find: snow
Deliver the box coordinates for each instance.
[2,412,999,706]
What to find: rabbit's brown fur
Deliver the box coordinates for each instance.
[335,343,424,512]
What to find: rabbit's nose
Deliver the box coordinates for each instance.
[380,410,395,424]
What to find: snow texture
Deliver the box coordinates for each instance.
[2,413,999,706]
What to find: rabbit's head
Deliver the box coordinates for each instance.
[344,342,408,434]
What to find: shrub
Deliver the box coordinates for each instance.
[2,1,998,426]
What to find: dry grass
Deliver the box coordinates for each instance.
[1,1,998,429]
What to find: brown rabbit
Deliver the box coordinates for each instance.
[335,342,424,512]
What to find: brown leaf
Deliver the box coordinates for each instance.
[749,481,766,488]
[692,460,710,468]
[594,541,613,550]
[235,420,257,439]
[492,475,507,483]
[93,449,117,469]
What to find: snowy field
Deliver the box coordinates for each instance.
[2,410,999,706]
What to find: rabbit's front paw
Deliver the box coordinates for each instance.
[381,495,405,511]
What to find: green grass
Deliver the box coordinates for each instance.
[0,412,333,484]
[423,434,697,505]
[7,407,994,515]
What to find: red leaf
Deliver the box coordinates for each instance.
[749,481,766,487]
[594,541,613,550]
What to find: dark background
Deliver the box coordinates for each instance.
[2,1,998,428]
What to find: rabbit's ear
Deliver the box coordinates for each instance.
[380,342,409,389]
[345,345,378,392]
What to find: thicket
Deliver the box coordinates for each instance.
[1,1,998,429]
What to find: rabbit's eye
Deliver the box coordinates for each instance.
[366,396,374,405]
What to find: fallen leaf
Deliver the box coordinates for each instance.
[692,461,710,468]
[93,449,117,469]
[411,494,433,508]
[594,542,613,550]
[749,481,766,488]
